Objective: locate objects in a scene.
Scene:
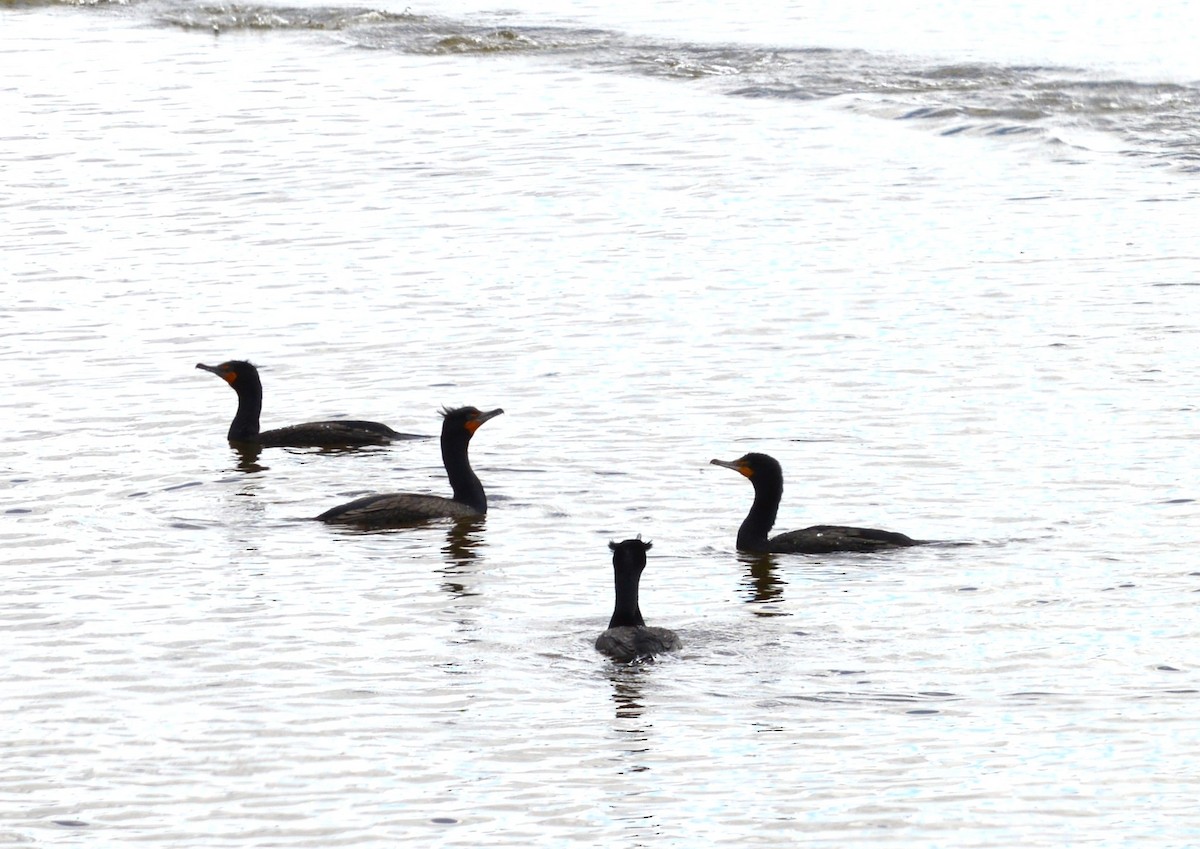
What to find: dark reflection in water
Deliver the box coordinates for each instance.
[738,552,790,614]
[607,665,647,721]
[228,442,394,474]
[604,666,656,803]
[438,518,486,597]
[230,443,267,474]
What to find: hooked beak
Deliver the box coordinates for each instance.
[196,362,236,385]
[465,408,504,433]
[710,457,751,478]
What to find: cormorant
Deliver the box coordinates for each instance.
[196,360,423,448]
[317,405,503,528]
[595,538,681,662]
[710,452,926,554]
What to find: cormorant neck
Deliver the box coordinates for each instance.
[737,467,782,553]
[608,563,646,629]
[442,430,485,513]
[227,375,263,442]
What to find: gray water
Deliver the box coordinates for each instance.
[3,1,1200,846]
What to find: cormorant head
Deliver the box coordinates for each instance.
[196,360,260,389]
[609,535,653,568]
[440,405,504,437]
[710,452,780,480]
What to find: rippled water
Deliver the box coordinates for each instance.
[3,0,1200,846]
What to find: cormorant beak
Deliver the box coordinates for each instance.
[196,362,235,384]
[465,408,504,433]
[710,458,752,478]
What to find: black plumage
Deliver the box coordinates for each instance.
[196,360,423,448]
[710,452,925,554]
[595,538,681,662]
[317,405,503,528]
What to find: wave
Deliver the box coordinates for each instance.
[29,0,1200,171]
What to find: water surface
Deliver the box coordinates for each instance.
[3,1,1200,846]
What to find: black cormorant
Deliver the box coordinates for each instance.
[595,538,681,662]
[710,452,925,554]
[196,360,422,448]
[317,405,503,528]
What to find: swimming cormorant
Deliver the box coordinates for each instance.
[196,360,422,448]
[317,405,503,528]
[595,538,681,662]
[710,452,925,554]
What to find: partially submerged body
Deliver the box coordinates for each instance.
[317,406,503,529]
[196,360,423,448]
[710,453,927,554]
[595,538,681,663]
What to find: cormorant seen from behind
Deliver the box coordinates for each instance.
[595,537,681,662]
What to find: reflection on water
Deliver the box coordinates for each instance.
[607,665,647,721]
[438,518,487,596]
[738,552,789,613]
[224,439,404,474]
[231,443,267,474]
